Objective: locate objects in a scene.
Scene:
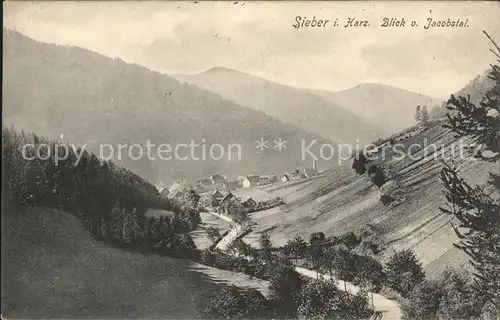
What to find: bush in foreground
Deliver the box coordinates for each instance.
[297,279,372,320]
[402,269,486,320]
[386,249,425,297]
[204,287,267,319]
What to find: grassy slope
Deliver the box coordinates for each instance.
[2,206,224,319]
[244,122,499,276]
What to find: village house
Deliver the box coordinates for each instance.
[211,189,225,207]
[145,208,176,219]
[242,175,261,188]
[217,191,242,215]
[195,175,226,193]
[196,178,214,189]
[242,197,257,208]
[222,181,240,191]
[167,181,191,197]
[258,174,278,186]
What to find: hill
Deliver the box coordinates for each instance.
[241,121,498,276]
[1,205,222,318]
[2,29,328,185]
[175,67,386,145]
[429,68,495,118]
[313,83,440,134]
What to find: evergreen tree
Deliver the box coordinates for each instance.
[439,32,500,312]
[443,32,500,155]
[386,249,425,297]
[259,232,273,262]
[108,198,123,241]
[420,105,429,128]
[352,152,367,175]
[440,162,500,310]
[414,105,421,124]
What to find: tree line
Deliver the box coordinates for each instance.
[202,230,373,320]
[2,127,199,258]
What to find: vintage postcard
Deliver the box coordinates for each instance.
[2,1,500,319]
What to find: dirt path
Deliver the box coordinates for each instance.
[204,211,403,320]
[295,267,402,320]
[189,212,270,296]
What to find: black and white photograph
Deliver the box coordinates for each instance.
[2,1,500,319]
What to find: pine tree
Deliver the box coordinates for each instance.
[259,232,273,262]
[414,105,422,123]
[121,208,133,244]
[440,163,500,310]
[385,249,425,297]
[420,105,429,128]
[109,198,123,241]
[439,31,500,311]
[443,32,500,156]
[129,207,145,245]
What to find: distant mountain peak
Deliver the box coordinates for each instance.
[201,66,237,74]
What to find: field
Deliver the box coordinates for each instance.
[1,206,263,318]
[243,121,499,276]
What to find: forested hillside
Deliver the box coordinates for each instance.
[2,127,200,258]
[3,29,328,184]
[176,67,386,145]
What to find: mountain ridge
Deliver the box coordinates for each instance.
[3,29,331,185]
[174,67,388,145]
[312,83,441,133]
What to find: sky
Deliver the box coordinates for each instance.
[4,1,500,98]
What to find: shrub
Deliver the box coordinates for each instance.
[296,279,340,320]
[335,289,373,320]
[201,248,216,266]
[284,236,308,262]
[339,231,361,250]
[437,269,483,320]
[380,194,395,207]
[268,260,303,309]
[204,286,247,319]
[402,269,487,320]
[309,232,326,246]
[402,279,443,320]
[241,289,267,314]
[368,165,387,188]
[352,152,367,175]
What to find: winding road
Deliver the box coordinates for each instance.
[202,210,402,320]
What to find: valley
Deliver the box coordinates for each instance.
[3,4,500,318]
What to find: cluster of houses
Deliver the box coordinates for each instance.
[193,174,277,194]
[160,163,319,214]
[209,188,285,216]
[194,162,319,195]
[211,189,257,214]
